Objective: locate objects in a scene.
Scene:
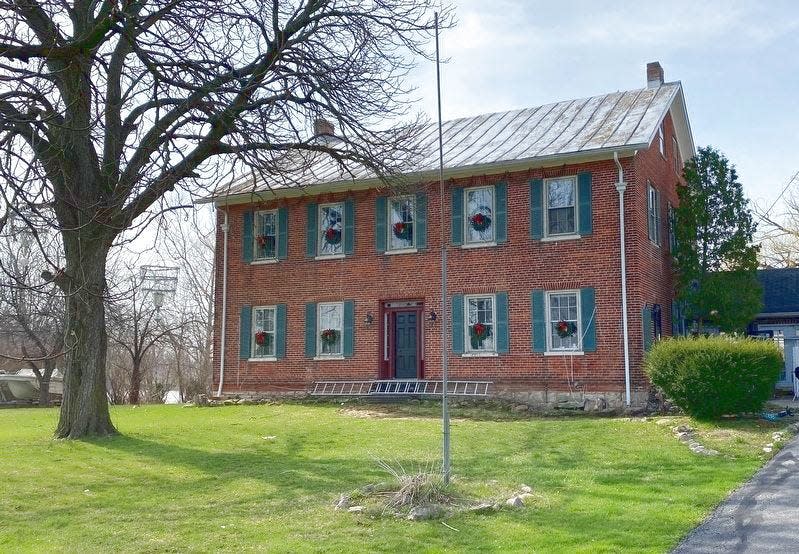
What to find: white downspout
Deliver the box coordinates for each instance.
[614,152,632,407]
[216,207,230,398]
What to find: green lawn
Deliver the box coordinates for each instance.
[0,402,787,553]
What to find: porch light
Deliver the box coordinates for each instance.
[364,312,374,326]
[428,310,437,323]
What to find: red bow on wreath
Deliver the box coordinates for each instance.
[472,214,485,226]
[254,331,268,346]
[325,228,337,240]
[473,323,485,335]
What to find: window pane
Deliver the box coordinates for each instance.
[547,178,576,235]
[549,293,579,350]
[319,204,343,255]
[319,303,343,354]
[389,197,414,250]
[466,188,494,243]
[253,307,276,357]
[467,297,494,351]
[255,212,277,259]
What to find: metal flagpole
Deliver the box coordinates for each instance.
[434,11,451,485]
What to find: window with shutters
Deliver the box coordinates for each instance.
[465,295,495,352]
[388,196,415,251]
[647,183,661,245]
[672,136,681,174]
[547,291,581,351]
[317,302,344,356]
[318,203,344,257]
[253,210,278,260]
[545,176,577,236]
[668,203,677,252]
[464,186,495,244]
[252,306,276,358]
[658,124,665,157]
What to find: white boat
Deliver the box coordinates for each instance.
[0,368,63,401]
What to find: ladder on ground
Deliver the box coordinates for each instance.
[310,380,491,397]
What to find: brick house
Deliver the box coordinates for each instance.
[202,62,695,407]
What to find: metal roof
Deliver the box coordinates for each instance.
[212,81,692,202]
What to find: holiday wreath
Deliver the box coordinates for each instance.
[323,226,342,245]
[469,212,492,232]
[320,328,340,346]
[555,320,577,338]
[392,221,413,241]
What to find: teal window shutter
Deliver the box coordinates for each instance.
[580,287,597,352]
[242,211,254,262]
[275,304,287,358]
[578,172,593,236]
[415,193,427,249]
[451,188,463,245]
[306,204,317,257]
[277,207,288,260]
[451,294,464,354]
[532,290,546,352]
[642,305,653,352]
[530,179,543,239]
[375,197,387,252]
[495,182,508,243]
[239,305,252,359]
[495,292,509,353]
[343,300,355,357]
[304,303,317,358]
[344,199,355,255]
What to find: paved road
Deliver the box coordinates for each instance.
[673,435,799,553]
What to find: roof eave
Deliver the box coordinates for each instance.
[202,145,642,207]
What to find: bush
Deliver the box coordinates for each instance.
[645,336,783,419]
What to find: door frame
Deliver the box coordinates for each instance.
[379,299,424,379]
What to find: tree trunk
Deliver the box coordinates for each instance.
[56,237,116,438]
[38,376,51,407]
[130,361,141,405]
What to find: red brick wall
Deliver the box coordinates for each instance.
[211,127,683,398]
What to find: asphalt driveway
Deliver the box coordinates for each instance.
[673,432,799,553]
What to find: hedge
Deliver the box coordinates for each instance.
[645,336,783,419]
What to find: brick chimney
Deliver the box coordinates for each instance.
[314,118,335,137]
[647,62,664,89]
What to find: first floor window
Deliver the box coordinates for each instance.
[647,183,661,245]
[465,186,495,243]
[318,302,343,355]
[319,203,344,256]
[466,295,495,352]
[546,176,577,236]
[252,306,276,357]
[254,210,277,260]
[547,291,580,351]
[389,196,415,250]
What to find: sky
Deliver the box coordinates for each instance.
[408,0,799,211]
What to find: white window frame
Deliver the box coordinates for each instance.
[316,301,344,357]
[463,185,496,246]
[253,209,278,262]
[545,290,582,353]
[658,124,665,158]
[387,195,416,252]
[464,294,497,354]
[317,202,345,258]
[251,305,277,360]
[647,182,661,246]
[672,136,681,174]
[543,176,579,238]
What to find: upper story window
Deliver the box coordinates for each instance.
[545,176,577,236]
[672,136,681,175]
[465,186,495,244]
[388,196,415,251]
[252,306,276,358]
[466,294,495,353]
[668,203,677,252]
[647,182,661,246]
[254,210,278,260]
[317,302,344,356]
[318,203,344,257]
[658,124,665,157]
[547,291,581,352]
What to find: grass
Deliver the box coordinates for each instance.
[0,401,790,553]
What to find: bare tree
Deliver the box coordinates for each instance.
[754,171,799,268]
[0,216,64,405]
[0,0,449,436]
